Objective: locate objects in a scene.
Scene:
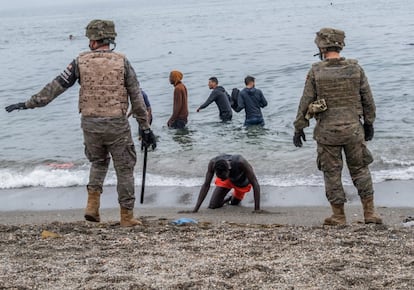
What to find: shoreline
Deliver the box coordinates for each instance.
[0,205,413,227]
[1,179,413,226]
[1,182,413,289]
[1,179,413,210]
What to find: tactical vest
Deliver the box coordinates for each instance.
[78,51,128,117]
[312,58,364,145]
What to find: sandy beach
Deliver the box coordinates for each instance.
[1,181,413,289]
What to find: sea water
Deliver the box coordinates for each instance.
[0,0,413,193]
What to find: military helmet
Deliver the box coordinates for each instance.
[314,27,345,50]
[85,19,117,41]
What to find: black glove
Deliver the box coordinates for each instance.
[293,129,306,147]
[141,129,157,150]
[363,123,374,141]
[5,102,27,112]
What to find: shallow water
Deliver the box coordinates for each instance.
[0,0,414,190]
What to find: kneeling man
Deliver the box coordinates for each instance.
[192,154,261,212]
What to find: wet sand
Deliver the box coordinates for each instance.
[1,181,413,289]
[1,180,414,212]
[0,205,413,227]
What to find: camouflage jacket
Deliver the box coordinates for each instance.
[25,50,150,131]
[294,57,376,145]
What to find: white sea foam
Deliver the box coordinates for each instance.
[1,166,413,189]
[380,157,414,167]
[0,167,89,189]
[372,166,414,182]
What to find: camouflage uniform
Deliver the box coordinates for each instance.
[25,51,149,210]
[294,57,376,204]
[4,19,154,226]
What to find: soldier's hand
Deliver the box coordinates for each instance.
[141,129,157,150]
[363,123,374,141]
[5,102,27,113]
[293,129,306,147]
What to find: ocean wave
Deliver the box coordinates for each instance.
[0,167,90,189]
[380,157,414,167]
[372,166,414,182]
[1,166,413,189]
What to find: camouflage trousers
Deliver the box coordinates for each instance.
[316,142,374,204]
[83,129,137,210]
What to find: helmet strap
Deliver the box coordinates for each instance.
[313,48,324,60]
[111,42,116,51]
[319,48,325,60]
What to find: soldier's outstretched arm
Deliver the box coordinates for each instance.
[5,102,26,112]
[5,60,77,112]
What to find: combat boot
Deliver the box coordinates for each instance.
[120,207,142,227]
[361,195,383,224]
[324,203,346,225]
[84,190,101,222]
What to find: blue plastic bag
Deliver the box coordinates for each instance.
[171,218,198,225]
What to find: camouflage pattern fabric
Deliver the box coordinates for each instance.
[314,27,345,50]
[294,57,375,145]
[25,80,67,108]
[78,51,128,117]
[85,19,117,40]
[305,99,327,120]
[25,51,150,210]
[25,53,149,130]
[83,126,137,209]
[317,142,374,204]
[294,56,376,205]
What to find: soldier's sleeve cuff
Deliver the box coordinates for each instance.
[24,100,33,109]
[137,120,150,131]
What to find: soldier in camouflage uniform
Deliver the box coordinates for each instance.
[293,27,382,225]
[5,20,156,227]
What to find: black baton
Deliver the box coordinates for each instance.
[140,145,148,204]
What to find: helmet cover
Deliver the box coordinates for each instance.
[314,27,345,50]
[85,19,117,41]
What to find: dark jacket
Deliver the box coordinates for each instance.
[235,87,267,121]
[199,86,232,121]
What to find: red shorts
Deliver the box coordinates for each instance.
[215,177,252,200]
